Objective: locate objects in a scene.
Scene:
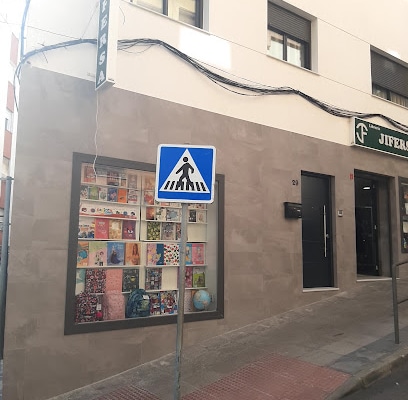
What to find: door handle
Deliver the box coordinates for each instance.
[323,205,327,258]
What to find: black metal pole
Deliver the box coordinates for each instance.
[0,177,13,359]
[392,263,399,344]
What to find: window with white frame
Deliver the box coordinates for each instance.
[132,0,202,28]
[371,51,408,108]
[267,2,311,69]
[5,110,13,133]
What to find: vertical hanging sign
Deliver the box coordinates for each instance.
[96,0,118,90]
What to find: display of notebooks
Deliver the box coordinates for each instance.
[80,185,89,199]
[192,243,205,264]
[125,242,141,265]
[164,244,180,265]
[75,268,86,295]
[185,243,192,265]
[143,175,155,190]
[94,218,109,239]
[122,268,139,292]
[143,191,155,205]
[145,207,155,220]
[189,210,197,222]
[155,207,166,221]
[98,187,108,201]
[105,268,123,292]
[77,241,89,267]
[107,242,125,266]
[127,189,139,204]
[145,268,162,290]
[166,208,180,222]
[192,267,205,288]
[89,241,107,267]
[107,169,120,186]
[107,187,118,202]
[161,222,175,241]
[147,221,161,240]
[109,219,122,240]
[94,165,107,185]
[147,243,164,265]
[122,220,136,240]
[85,268,106,293]
[175,223,182,241]
[88,186,99,200]
[83,165,96,183]
[75,292,98,323]
[149,292,161,315]
[184,290,193,313]
[196,211,206,223]
[160,291,177,314]
[102,292,125,321]
[117,188,127,203]
[78,218,95,239]
[127,173,138,189]
[185,266,193,288]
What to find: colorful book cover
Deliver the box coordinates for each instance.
[145,207,155,220]
[125,242,141,265]
[192,243,205,265]
[145,268,162,290]
[155,207,166,221]
[75,268,86,295]
[127,189,139,204]
[77,241,89,267]
[175,223,182,241]
[102,292,125,321]
[88,186,99,200]
[161,222,175,241]
[117,188,127,203]
[94,218,109,239]
[107,169,120,186]
[122,220,136,240]
[78,218,95,239]
[149,292,161,315]
[160,291,178,314]
[147,243,164,265]
[189,210,197,222]
[143,191,154,205]
[147,221,161,240]
[166,208,180,222]
[85,268,106,293]
[122,268,139,292]
[83,165,96,183]
[192,267,205,288]
[143,175,155,190]
[98,187,108,201]
[107,187,118,202]
[89,241,107,267]
[120,171,128,187]
[94,165,107,185]
[109,219,122,240]
[184,290,193,313]
[185,243,192,265]
[105,268,123,292]
[164,244,180,265]
[75,292,98,323]
[107,242,125,266]
[185,266,193,288]
[127,173,138,189]
[80,185,89,199]
[196,211,206,223]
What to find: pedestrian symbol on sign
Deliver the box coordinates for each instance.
[159,149,210,194]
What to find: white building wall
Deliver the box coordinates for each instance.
[23,0,408,146]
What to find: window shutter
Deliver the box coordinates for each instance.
[268,2,310,43]
[371,51,408,98]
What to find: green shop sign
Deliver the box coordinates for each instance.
[352,118,408,159]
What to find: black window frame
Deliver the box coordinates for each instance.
[64,152,224,335]
[371,51,408,106]
[267,2,311,70]
[132,0,203,28]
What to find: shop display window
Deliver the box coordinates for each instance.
[65,153,224,334]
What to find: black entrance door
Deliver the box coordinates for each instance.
[301,173,333,288]
[355,177,378,276]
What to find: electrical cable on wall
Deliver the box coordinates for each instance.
[14,37,408,133]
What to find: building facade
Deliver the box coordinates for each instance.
[4,0,408,399]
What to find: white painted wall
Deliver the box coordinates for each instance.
[23,0,408,146]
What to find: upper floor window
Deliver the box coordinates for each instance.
[371,51,408,108]
[267,2,311,69]
[133,0,202,28]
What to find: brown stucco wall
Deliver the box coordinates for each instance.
[3,66,406,399]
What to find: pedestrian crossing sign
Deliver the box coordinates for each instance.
[155,144,216,203]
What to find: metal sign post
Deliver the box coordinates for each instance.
[155,144,216,400]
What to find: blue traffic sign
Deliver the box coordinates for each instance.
[155,144,216,203]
